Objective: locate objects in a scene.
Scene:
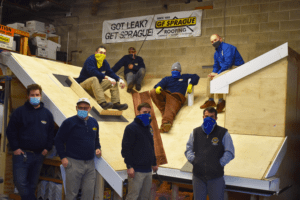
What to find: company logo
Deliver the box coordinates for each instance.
[93,127,97,131]
[155,17,196,28]
[212,137,219,146]
[41,120,47,124]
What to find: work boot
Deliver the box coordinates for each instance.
[112,102,128,111]
[200,100,216,109]
[160,123,172,133]
[99,102,113,110]
[136,84,141,91]
[127,82,134,93]
[216,100,226,113]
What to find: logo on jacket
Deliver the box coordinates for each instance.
[102,71,106,74]
[150,127,153,135]
[93,127,97,131]
[135,63,138,66]
[178,79,183,81]
[41,120,47,124]
[212,137,219,145]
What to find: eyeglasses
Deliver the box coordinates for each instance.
[129,50,136,53]
[78,107,90,111]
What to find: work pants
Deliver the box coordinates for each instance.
[192,175,225,200]
[125,68,146,85]
[65,157,96,200]
[13,151,44,200]
[80,77,120,104]
[126,172,152,200]
[150,89,186,125]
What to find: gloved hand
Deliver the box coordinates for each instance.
[156,86,162,94]
[187,84,193,94]
[105,76,116,86]
[119,78,125,89]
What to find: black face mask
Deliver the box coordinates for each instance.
[212,40,221,49]
[129,54,135,59]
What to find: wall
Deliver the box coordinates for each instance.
[54,0,300,79]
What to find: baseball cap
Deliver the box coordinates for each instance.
[77,98,90,105]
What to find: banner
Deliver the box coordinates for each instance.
[102,10,202,44]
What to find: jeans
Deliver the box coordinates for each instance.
[13,152,44,200]
[192,175,225,200]
[125,68,146,85]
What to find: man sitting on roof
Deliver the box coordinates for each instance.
[77,46,128,111]
[150,62,199,133]
[112,47,146,93]
[200,34,244,113]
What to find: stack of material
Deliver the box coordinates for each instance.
[37,180,62,200]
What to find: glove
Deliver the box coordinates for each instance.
[119,78,125,89]
[105,76,116,86]
[156,86,162,94]
[187,84,193,94]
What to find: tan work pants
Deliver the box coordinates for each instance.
[80,77,120,104]
[65,157,96,200]
[150,89,186,125]
[126,172,152,200]
[206,68,236,100]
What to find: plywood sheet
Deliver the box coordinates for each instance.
[225,58,288,137]
[8,53,286,180]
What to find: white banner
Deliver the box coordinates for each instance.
[102,10,202,44]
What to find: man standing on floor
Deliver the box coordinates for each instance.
[6,84,54,200]
[185,107,235,200]
[200,34,244,113]
[112,47,146,93]
[121,102,158,200]
[77,46,128,111]
[150,62,199,133]
[54,98,101,200]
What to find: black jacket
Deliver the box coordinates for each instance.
[121,117,157,170]
[6,101,54,152]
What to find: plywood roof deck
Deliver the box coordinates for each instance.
[7,52,286,180]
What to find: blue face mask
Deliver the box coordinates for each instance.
[29,97,41,106]
[203,117,216,135]
[77,110,88,119]
[171,71,181,78]
[137,113,151,126]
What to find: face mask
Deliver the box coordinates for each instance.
[212,40,221,49]
[77,110,88,119]
[95,54,106,68]
[203,117,216,135]
[29,97,41,106]
[137,113,151,126]
[171,71,181,78]
[129,54,135,59]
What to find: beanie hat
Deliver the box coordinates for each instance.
[171,62,181,71]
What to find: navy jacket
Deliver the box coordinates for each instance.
[77,55,120,83]
[213,42,244,74]
[6,101,54,152]
[112,55,145,76]
[54,115,101,160]
[121,117,157,172]
[154,74,200,95]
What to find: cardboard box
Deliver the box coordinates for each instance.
[47,48,56,60]
[6,23,25,30]
[0,33,14,50]
[31,32,47,39]
[26,20,45,32]
[47,33,61,44]
[47,39,61,51]
[45,24,56,34]
[36,47,48,58]
[31,36,47,48]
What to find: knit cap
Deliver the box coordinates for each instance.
[171,62,181,71]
